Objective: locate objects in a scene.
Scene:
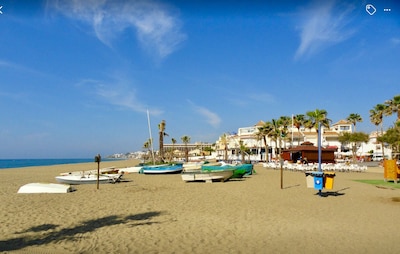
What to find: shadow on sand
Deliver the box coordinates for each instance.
[283,184,301,189]
[315,187,350,198]
[0,211,164,252]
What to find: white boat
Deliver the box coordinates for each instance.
[183,162,205,171]
[55,173,123,185]
[119,164,167,174]
[60,167,119,176]
[118,166,143,173]
[18,183,75,193]
[183,162,222,171]
[181,169,233,183]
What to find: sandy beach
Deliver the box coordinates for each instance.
[0,160,399,254]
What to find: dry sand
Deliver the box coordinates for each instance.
[0,160,399,254]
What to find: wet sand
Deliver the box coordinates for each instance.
[0,161,399,254]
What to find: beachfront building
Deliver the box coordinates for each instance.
[162,142,214,159]
[214,120,357,162]
[356,131,392,160]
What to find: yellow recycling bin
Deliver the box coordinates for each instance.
[324,172,336,190]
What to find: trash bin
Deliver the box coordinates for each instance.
[312,172,324,190]
[324,172,336,190]
[305,171,314,188]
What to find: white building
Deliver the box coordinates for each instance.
[214,119,372,162]
[356,131,392,160]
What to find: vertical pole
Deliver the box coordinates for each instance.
[318,122,322,172]
[97,159,100,190]
[280,157,283,189]
[280,137,283,189]
[95,154,101,190]
[318,123,322,196]
[147,110,155,165]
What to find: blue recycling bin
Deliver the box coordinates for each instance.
[312,172,324,190]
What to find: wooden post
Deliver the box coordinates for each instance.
[95,154,101,190]
[279,136,283,189]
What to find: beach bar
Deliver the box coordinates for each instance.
[282,141,336,163]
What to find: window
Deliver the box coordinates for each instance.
[340,126,350,131]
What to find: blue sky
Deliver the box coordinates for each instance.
[0,0,399,158]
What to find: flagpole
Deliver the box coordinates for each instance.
[147,109,155,164]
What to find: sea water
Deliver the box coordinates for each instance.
[0,158,118,169]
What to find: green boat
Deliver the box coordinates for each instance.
[201,163,253,179]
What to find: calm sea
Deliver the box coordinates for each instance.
[0,158,118,169]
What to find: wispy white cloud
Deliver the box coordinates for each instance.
[48,0,186,59]
[188,100,221,128]
[247,92,275,104]
[0,59,45,76]
[391,38,400,45]
[77,77,162,115]
[294,0,355,60]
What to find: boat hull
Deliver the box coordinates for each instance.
[202,163,253,176]
[55,174,122,184]
[18,183,75,193]
[181,169,233,182]
[140,164,183,174]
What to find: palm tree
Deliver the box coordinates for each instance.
[346,113,363,132]
[270,118,283,157]
[370,104,389,160]
[279,116,291,148]
[293,114,305,145]
[306,109,331,131]
[171,138,176,149]
[181,135,190,162]
[306,109,331,156]
[158,120,168,161]
[143,139,152,163]
[257,121,273,161]
[169,138,177,162]
[219,133,229,161]
[239,140,249,163]
[384,94,400,123]
[304,118,314,132]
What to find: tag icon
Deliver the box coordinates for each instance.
[366,4,376,15]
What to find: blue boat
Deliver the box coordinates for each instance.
[139,164,183,174]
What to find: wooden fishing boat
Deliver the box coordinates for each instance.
[55,173,123,184]
[181,169,233,182]
[201,163,253,177]
[140,164,183,174]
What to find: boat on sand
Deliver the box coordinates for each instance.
[119,164,168,174]
[181,169,234,183]
[55,173,123,184]
[60,167,119,176]
[140,164,183,174]
[202,162,253,177]
[18,183,75,193]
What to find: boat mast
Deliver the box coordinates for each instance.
[147,109,155,164]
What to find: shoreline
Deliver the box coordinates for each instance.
[0,158,135,170]
[0,162,398,253]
